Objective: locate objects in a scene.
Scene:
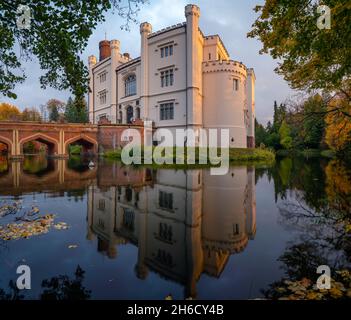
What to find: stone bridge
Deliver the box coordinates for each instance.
[0,121,145,159]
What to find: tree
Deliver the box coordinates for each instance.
[255,119,268,147]
[302,95,326,149]
[64,97,76,123]
[279,120,293,150]
[49,105,59,122]
[325,94,351,153]
[74,97,88,123]
[21,107,41,121]
[46,99,65,114]
[0,1,147,99]
[248,1,351,93]
[0,102,21,120]
[46,99,64,122]
[64,96,88,123]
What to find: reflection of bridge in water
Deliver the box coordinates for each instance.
[87,166,256,299]
[0,158,97,195]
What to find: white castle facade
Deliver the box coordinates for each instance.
[88,4,255,148]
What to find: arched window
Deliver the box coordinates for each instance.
[125,74,136,97]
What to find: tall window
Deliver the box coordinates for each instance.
[160,103,174,121]
[158,223,173,242]
[98,199,105,211]
[159,191,173,210]
[161,45,173,58]
[125,74,136,96]
[99,72,107,83]
[233,79,239,91]
[123,208,134,231]
[160,69,174,87]
[156,249,173,267]
[99,90,106,105]
[136,107,140,119]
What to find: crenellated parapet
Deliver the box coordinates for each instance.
[202,236,249,255]
[147,22,186,39]
[202,60,248,78]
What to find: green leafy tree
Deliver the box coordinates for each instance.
[0,1,147,99]
[64,96,88,123]
[248,0,351,93]
[64,97,76,123]
[302,95,327,149]
[279,120,293,150]
[255,119,268,147]
[74,97,88,123]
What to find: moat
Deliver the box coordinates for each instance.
[0,155,350,299]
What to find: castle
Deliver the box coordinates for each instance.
[88,4,255,148]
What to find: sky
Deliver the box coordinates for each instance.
[1,0,297,124]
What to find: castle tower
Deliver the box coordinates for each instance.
[246,69,256,148]
[110,40,120,124]
[140,22,152,120]
[88,55,97,124]
[185,4,203,135]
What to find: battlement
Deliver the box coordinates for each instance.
[203,60,248,77]
[148,22,186,39]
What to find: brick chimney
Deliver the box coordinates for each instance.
[99,40,111,61]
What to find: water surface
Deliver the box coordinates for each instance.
[0,155,350,299]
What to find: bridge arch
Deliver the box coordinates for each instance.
[65,134,98,155]
[19,133,59,156]
[0,136,13,155]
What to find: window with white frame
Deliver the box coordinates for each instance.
[99,72,107,83]
[125,74,136,96]
[160,69,174,87]
[160,44,173,58]
[160,102,174,120]
[99,90,107,105]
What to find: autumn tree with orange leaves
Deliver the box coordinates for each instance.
[0,103,21,121]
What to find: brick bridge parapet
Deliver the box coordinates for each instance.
[0,121,145,159]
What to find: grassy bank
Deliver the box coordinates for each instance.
[276,148,337,159]
[103,147,275,167]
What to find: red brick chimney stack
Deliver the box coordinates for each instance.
[99,40,111,61]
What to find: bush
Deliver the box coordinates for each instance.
[69,145,82,155]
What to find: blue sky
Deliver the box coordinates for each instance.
[1,0,297,124]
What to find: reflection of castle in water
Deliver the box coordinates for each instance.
[87,165,256,298]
